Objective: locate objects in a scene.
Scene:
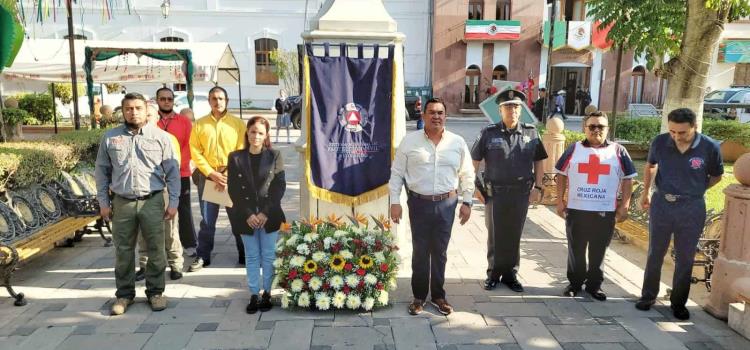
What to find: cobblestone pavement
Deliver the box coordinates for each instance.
[1,120,748,349]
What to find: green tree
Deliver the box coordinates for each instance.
[588,0,750,131]
[104,83,122,93]
[270,48,300,95]
[48,83,85,104]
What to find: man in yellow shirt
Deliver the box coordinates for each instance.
[188,86,247,271]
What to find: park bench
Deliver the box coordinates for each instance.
[628,103,661,118]
[0,170,110,306]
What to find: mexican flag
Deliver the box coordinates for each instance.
[0,0,24,72]
[465,20,521,41]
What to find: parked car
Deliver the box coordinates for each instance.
[405,95,422,121]
[288,94,423,129]
[703,87,750,120]
[174,91,212,118]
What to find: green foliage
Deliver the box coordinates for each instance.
[104,83,122,94]
[0,142,77,191]
[0,107,30,127]
[48,83,85,104]
[614,117,750,148]
[563,129,586,148]
[587,0,750,70]
[702,119,750,147]
[49,129,106,165]
[614,117,660,146]
[270,48,300,95]
[18,93,55,124]
[0,152,21,191]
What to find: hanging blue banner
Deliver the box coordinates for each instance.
[304,43,395,205]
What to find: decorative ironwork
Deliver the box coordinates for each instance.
[10,194,42,233]
[33,185,63,221]
[0,202,17,243]
[0,244,26,306]
[669,209,723,291]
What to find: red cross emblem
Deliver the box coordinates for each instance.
[578,154,611,184]
[346,110,361,126]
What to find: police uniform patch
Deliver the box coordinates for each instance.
[522,135,531,143]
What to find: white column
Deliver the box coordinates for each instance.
[590,50,603,107]
[465,41,483,68]
[539,46,549,88]
[492,42,510,71]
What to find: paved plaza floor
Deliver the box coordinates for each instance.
[1,122,749,350]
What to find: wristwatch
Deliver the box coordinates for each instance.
[533,185,543,191]
[462,201,473,208]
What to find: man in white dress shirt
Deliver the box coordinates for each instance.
[389,97,475,316]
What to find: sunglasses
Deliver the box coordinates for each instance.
[158,97,174,102]
[586,124,608,131]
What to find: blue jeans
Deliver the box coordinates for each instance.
[241,229,279,295]
[195,172,243,262]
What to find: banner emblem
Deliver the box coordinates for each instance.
[339,102,366,133]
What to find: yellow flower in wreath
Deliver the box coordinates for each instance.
[304,260,318,273]
[358,255,374,269]
[330,254,346,272]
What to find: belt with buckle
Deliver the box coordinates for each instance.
[119,190,163,201]
[660,192,700,203]
[408,190,457,201]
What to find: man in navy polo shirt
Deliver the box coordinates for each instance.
[635,108,723,320]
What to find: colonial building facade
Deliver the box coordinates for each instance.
[5,0,430,109]
[433,0,674,115]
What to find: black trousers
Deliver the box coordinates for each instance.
[641,194,705,307]
[407,195,457,300]
[178,176,197,249]
[485,189,530,280]
[565,209,616,291]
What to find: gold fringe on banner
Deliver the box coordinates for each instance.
[303,46,398,206]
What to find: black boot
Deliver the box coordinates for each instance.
[246,295,259,314]
[259,291,272,312]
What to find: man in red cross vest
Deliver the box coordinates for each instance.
[554,111,637,301]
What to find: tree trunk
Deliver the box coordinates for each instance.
[660,0,727,132]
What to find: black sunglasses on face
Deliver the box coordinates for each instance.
[586,124,608,131]
[158,97,174,101]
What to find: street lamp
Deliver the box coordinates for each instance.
[161,0,170,19]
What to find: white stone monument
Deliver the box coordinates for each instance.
[295,0,407,236]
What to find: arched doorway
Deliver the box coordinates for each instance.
[464,65,481,109]
[630,66,646,104]
[492,65,508,81]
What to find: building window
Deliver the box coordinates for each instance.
[160,36,185,42]
[63,34,87,40]
[496,0,511,20]
[255,38,279,86]
[173,83,187,92]
[734,64,750,86]
[468,0,484,20]
[464,65,482,108]
[630,66,646,104]
[492,65,508,81]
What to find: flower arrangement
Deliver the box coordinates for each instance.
[274,213,399,311]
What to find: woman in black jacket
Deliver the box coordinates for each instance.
[227,116,286,314]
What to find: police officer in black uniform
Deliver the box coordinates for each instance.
[471,89,548,292]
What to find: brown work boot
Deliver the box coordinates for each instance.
[408,299,424,315]
[110,298,134,316]
[148,294,168,311]
[430,298,454,315]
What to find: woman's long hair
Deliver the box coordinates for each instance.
[244,116,272,150]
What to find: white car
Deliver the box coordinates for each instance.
[174,91,211,118]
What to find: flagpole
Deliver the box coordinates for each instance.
[66,0,81,130]
[542,0,558,121]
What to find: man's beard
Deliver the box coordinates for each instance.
[159,108,173,114]
[125,120,145,130]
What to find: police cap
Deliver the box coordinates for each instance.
[495,89,527,106]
